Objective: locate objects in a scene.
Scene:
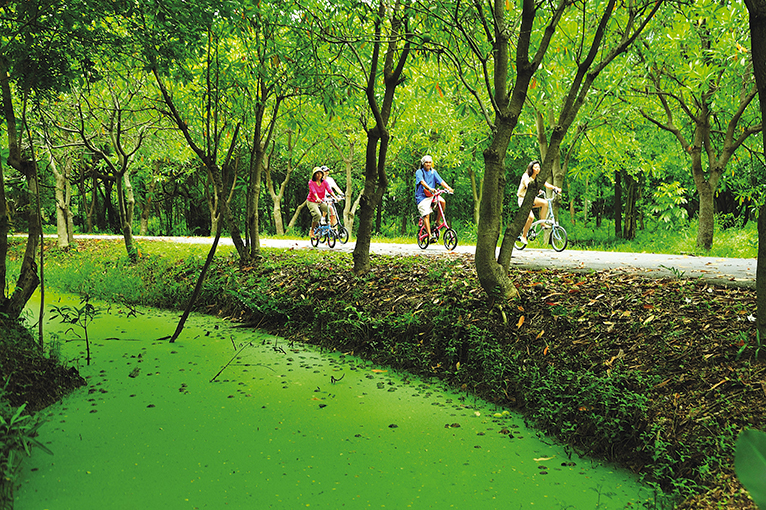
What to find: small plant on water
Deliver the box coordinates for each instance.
[49,294,99,365]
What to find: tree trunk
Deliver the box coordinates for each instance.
[246,133,265,261]
[468,164,482,226]
[477,118,520,302]
[169,220,222,343]
[139,161,160,236]
[614,169,623,239]
[745,0,766,342]
[0,157,9,302]
[353,126,387,274]
[623,173,639,240]
[351,0,409,275]
[5,159,42,319]
[51,152,74,250]
[115,171,137,261]
[287,201,307,231]
[86,173,97,233]
[0,61,40,320]
[695,177,716,251]
[759,203,766,344]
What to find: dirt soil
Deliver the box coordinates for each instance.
[1,320,86,413]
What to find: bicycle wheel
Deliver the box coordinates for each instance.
[514,237,527,250]
[337,226,349,244]
[417,228,429,249]
[443,228,458,250]
[550,225,568,252]
[327,230,336,248]
[310,233,319,247]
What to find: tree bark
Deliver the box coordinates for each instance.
[0,60,40,320]
[614,169,623,239]
[352,0,410,275]
[139,160,160,235]
[0,156,8,302]
[745,0,766,342]
[623,172,639,240]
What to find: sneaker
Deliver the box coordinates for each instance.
[430,235,438,242]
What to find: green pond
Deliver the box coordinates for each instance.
[14,292,656,509]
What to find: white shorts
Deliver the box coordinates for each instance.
[418,197,433,217]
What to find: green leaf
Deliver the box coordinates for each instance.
[735,429,766,509]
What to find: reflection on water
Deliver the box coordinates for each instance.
[15,293,655,509]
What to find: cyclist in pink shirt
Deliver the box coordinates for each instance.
[306,167,339,238]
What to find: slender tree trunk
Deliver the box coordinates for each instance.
[169,219,222,343]
[695,178,716,251]
[353,127,386,273]
[50,151,74,250]
[468,165,482,226]
[614,169,623,239]
[0,64,40,319]
[0,157,9,302]
[86,173,97,233]
[623,173,639,240]
[139,161,160,235]
[745,0,766,342]
[287,201,307,231]
[115,172,136,261]
[351,0,409,274]
[246,136,265,260]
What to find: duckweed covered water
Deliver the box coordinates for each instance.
[15,293,656,509]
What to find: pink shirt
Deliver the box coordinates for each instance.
[307,179,332,203]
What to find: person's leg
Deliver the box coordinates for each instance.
[308,202,321,237]
[521,211,534,243]
[418,198,434,238]
[535,196,548,225]
[435,197,446,227]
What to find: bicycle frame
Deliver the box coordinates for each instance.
[529,193,559,231]
[323,196,349,244]
[324,196,343,228]
[515,189,568,252]
[416,189,458,250]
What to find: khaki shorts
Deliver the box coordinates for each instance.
[417,197,433,217]
[306,200,328,222]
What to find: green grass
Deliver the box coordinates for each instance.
[535,217,757,258]
[33,212,758,260]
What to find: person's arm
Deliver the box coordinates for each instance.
[434,171,452,193]
[329,178,343,196]
[544,181,562,193]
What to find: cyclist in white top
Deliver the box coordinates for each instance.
[517,160,560,246]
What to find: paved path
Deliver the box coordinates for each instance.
[68,234,756,288]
